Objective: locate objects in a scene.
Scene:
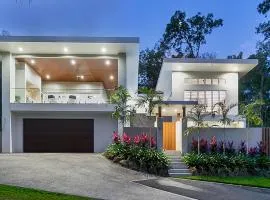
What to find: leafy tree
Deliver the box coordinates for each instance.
[139,47,164,88]
[212,101,237,154]
[110,86,135,135]
[239,100,264,153]
[136,87,163,117]
[162,11,223,58]
[227,52,243,59]
[185,104,209,154]
[257,0,270,41]
[139,11,223,88]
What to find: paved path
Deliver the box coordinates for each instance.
[0,153,187,200]
[135,178,270,200]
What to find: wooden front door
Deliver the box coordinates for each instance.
[163,122,176,150]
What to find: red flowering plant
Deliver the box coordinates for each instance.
[133,135,140,145]
[112,131,121,144]
[199,138,208,153]
[191,138,198,152]
[210,136,217,153]
[150,136,156,148]
[248,146,258,157]
[122,133,131,145]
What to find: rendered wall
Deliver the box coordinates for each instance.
[182,128,262,153]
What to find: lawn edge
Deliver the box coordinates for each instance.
[175,177,270,190]
[0,184,92,199]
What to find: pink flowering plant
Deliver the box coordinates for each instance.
[104,131,169,176]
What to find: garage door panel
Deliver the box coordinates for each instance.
[23,119,94,153]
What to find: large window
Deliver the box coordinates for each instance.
[184,78,226,85]
[184,90,226,111]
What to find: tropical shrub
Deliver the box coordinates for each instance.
[104,132,169,176]
[183,152,270,177]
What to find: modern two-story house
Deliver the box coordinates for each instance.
[155,58,258,152]
[0,36,259,154]
[0,36,139,153]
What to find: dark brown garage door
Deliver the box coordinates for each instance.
[23,119,94,153]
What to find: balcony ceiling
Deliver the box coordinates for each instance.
[16,57,118,90]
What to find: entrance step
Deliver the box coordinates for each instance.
[164,151,191,177]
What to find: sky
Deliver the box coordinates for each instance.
[0,0,265,58]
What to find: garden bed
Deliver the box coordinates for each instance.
[104,132,169,176]
[183,137,270,177]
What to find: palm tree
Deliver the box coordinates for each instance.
[212,101,237,154]
[136,87,163,117]
[185,104,209,154]
[110,86,135,135]
[136,87,163,146]
[239,99,264,153]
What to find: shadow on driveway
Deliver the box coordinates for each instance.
[134,178,270,200]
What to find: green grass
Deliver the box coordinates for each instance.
[0,184,92,200]
[181,176,270,188]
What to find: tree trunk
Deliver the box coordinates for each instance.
[246,120,249,154]
[197,130,200,154]
[223,124,226,155]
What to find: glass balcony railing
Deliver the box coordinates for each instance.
[11,88,114,104]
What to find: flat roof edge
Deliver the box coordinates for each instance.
[0,36,140,43]
[163,58,258,65]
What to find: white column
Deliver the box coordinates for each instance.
[2,53,15,153]
[117,53,126,88]
[125,46,139,96]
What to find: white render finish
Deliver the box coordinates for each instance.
[2,53,15,153]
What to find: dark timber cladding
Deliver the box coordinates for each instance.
[23,119,94,153]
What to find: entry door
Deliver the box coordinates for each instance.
[23,119,94,153]
[163,122,176,150]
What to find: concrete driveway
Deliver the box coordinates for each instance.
[0,153,186,200]
[1,154,269,200]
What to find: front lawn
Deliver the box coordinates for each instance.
[0,184,92,200]
[181,176,270,188]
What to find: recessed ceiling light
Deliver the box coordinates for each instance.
[174,109,178,112]
[162,109,166,112]
[109,75,114,80]
[81,75,84,80]
[63,47,69,52]
[70,59,76,65]
[46,74,50,79]
[105,60,111,66]
[18,47,23,52]
[101,47,107,53]
[30,59,35,64]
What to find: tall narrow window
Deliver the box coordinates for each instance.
[184,91,191,101]
[198,91,205,104]
[191,91,198,100]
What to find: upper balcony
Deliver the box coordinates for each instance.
[11,56,118,106]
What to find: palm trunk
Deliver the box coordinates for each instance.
[246,120,249,154]
[223,124,226,155]
[197,129,200,154]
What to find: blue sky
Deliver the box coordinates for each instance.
[0,0,264,58]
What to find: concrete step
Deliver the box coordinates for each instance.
[170,162,188,169]
[168,168,190,173]
[169,172,192,177]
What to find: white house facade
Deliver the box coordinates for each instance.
[0,36,260,154]
[0,36,139,153]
